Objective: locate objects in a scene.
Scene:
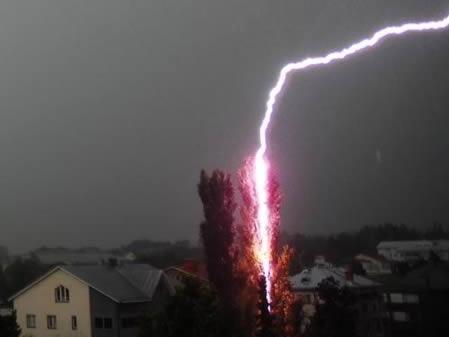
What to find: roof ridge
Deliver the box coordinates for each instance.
[115,267,151,301]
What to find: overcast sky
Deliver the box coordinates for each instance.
[1,0,449,253]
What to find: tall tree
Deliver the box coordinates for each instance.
[198,170,238,334]
[236,159,264,336]
[237,159,296,337]
[265,165,296,337]
[255,276,274,337]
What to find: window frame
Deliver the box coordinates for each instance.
[47,315,57,330]
[104,318,113,329]
[390,293,404,303]
[95,317,113,329]
[55,285,70,303]
[404,294,419,303]
[72,315,78,330]
[94,317,104,329]
[392,311,410,322]
[26,314,36,329]
[121,316,139,329]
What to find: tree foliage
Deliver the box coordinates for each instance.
[306,277,357,337]
[255,276,274,337]
[140,279,223,337]
[198,170,239,334]
[197,162,300,337]
[287,222,449,272]
[0,311,21,337]
[3,257,47,298]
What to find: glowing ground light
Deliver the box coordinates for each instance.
[253,12,449,305]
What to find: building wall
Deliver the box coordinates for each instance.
[384,290,449,337]
[118,302,149,337]
[89,288,119,337]
[13,269,92,337]
[117,278,172,337]
[293,288,386,337]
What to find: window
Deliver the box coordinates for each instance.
[390,293,404,303]
[392,311,410,322]
[95,317,103,329]
[47,315,57,329]
[390,293,419,304]
[382,293,389,303]
[104,318,113,329]
[72,316,78,330]
[404,294,419,303]
[95,317,113,329]
[55,285,70,303]
[122,317,140,329]
[26,314,36,329]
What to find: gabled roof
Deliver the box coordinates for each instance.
[290,265,379,290]
[9,264,172,303]
[354,254,390,264]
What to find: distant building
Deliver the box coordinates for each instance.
[354,254,392,276]
[31,247,136,266]
[165,259,208,289]
[290,264,386,337]
[9,264,174,337]
[381,263,449,337]
[377,240,449,263]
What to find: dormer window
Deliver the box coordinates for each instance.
[55,285,70,303]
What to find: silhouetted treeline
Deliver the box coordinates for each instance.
[285,223,449,273]
[0,257,48,301]
[130,240,203,269]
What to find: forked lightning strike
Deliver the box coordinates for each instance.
[252,12,449,305]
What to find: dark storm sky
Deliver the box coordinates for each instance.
[1,0,449,253]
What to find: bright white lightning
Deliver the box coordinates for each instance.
[253,13,449,305]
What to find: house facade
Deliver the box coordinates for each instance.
[381,263,449,337]
[10,264,174,337]
[377,240,449,263]
[290,264,386,337]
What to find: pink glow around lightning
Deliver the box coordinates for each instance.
[253,13,449,305]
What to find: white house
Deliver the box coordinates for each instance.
[9,264,174,337]
[377,240,449,262]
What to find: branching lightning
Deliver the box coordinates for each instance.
[252,13,449,305]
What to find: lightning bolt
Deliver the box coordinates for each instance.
[253,13,449,304]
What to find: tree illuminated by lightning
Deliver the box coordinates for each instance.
[252,12,449,305]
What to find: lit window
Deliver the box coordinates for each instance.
[392,311,410,322]
[404,294,419,303]
[26,314,36,329]
[390,293,404,303]
[55,285,70,303]
[47,315,57,329]
[72,316,78,330]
